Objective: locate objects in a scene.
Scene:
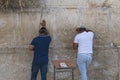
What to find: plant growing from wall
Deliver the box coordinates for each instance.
[0,0,45,12]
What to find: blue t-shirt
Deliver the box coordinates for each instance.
[31,35,51,64]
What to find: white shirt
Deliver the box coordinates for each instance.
[74,31,94,54]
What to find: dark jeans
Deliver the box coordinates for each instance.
[31,63,48,80]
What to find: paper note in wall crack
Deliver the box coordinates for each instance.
[60,62,68,68]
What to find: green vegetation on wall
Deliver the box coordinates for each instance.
[0,0,45,12]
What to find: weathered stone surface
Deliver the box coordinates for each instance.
[46,0,88,7]
[88,0,120,8]
[0,48,32,80]
[0,0,120,80]
[0,14,16,47]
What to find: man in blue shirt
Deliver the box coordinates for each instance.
[29,20,51,80]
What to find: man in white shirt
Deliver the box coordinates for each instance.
[73,26,94,80]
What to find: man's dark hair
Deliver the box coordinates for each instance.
[76,27,92,33]
[39,27,48,35]
[79,27,87,32]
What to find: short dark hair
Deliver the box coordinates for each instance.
[79,27,86,31]
[39,27,48,35]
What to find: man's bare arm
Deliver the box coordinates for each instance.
[73,43,78,49]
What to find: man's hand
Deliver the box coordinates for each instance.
[29,45,34,51]
[40,20,46,27]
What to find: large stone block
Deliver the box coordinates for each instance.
[89,0,120,8]
[0,49,32,80]
[46,0,88,7]
[0,14,16,47]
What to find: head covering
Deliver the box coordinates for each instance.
[79,25,86,32]
[80,25,86,29]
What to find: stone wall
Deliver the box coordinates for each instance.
[0,0,120,80]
